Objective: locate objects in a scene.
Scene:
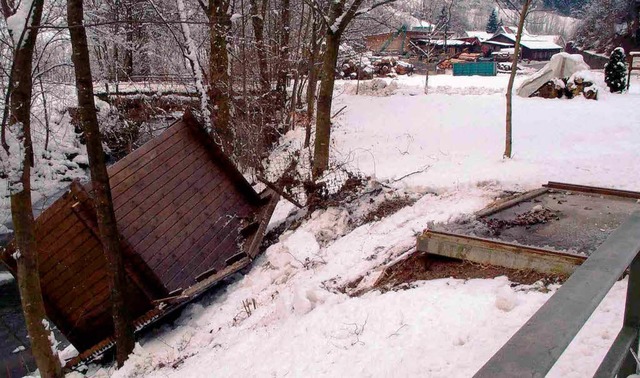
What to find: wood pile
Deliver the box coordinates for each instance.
[458,53,482,62]
[437,53,482,70]
[536,79,564,99]
[340,60,374,80]
[532,77,599,100]
[338,57,414,80]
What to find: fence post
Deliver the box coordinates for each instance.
[620,255,640,377]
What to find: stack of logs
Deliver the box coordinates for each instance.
[533,76,598,100]
[339,57,414,80]
[438,53,482,70]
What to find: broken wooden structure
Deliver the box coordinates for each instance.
[0,113,278,367]
[417,182,640,276]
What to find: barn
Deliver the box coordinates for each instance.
[0,113,278,364]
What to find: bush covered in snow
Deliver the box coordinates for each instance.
[604,47,627,93]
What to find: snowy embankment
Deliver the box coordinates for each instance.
[79,73,638,377]
[0,84,88,230]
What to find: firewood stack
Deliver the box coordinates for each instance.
[338,57,414,79]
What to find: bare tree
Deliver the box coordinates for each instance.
[497,0,535,159]
[304,15,322,147]
[311,0,394,178]
[249,0,270,92]
[67,0,135,366]
[0,0,63,374]
[407,0,456,94]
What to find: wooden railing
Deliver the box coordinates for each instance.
[475,211,640,378]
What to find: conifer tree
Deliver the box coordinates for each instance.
[604,47,628,93]
[486,9,499,33]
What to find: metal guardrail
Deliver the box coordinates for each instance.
[475,211,640,378]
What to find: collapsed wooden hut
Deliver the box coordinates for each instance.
[0,113,278,365]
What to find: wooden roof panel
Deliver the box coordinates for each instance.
[1,114,278,355]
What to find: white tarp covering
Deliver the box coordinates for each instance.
[517,53,590,97]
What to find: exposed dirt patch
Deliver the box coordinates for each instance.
[372,253,567,293]
[360,195,417,224]
[482,207,560,236]
[305,174,367,212]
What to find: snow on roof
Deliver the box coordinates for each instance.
[491,32,562,50]
[519,40,563,50]
[411,20,435,29]
[497,26,529,35]
[416,39,471,46]
[483,40,513,47]
[535,35,561,43]
[465,31,493,41]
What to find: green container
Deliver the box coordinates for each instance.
[453,62,497,76]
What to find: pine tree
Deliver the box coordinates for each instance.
[486,9,499,34]
[605,47,628,93]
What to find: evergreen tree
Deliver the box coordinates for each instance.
[486,9,499,34]
[605,47,628,93]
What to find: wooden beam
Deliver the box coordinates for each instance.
[544,181,640,200]
[475,188,548,218]
[245,191,280,259]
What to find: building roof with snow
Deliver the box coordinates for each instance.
[410,20,435,32]
[465,31,493,42]
[489,30,563,51]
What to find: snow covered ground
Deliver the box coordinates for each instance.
[0,84,88,230]
[69,72,640,378]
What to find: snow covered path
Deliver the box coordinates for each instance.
[88,73,640,378]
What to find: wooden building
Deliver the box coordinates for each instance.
[487,28,563,61]
[365,30,432,55]
[0,113,278,362]
[412,38,481,56]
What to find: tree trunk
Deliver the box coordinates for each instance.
[249,0,270,93]
[124,6,134,77]
[6,0,63,375]
[276,0,290,112]
[39,78,51,152]
[209,0,232,153]
[504,0,531,159]
[304,19,320,148]
[312,32,340,178]
[67,0,135,367]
